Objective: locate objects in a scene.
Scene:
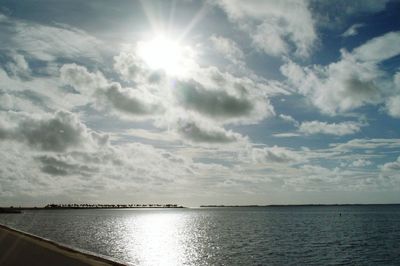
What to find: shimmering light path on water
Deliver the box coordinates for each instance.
[1,206,400,265]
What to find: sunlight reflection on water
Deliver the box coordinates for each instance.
[129,213,185,265]
[124,213,190,265]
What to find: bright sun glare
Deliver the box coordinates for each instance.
[137,35,187,76]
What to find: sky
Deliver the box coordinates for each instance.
[0,0,400,206]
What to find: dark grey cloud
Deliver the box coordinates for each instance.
[176,119,244,143]
[100,83,163,116]
[0,111,107,152]
[111,47,278,126]
[175,79,253,119]
[61,64,163,116]
[37,154,98,176]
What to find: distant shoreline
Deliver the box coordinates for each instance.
[0,204,185,211]
[200,203,400,208]
[2,204,400,211]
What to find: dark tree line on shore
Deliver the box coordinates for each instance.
[44,203,182,209]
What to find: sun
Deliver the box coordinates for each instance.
[137,35,188,77]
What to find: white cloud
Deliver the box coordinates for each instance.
[386,95,400,118]
[385,73,400,117]
[210,35,245,65]
[273,132,302,138]
[99,46,284,143]
[112,45,280,125]
[353,32,400,62]
[61,62,254,144]
[380,156,400,186]
[351,159,372,167]
[215,0,317,58]
[0,56,89,113]
[60,63,107,96]
[0,138,199,202]
[279,114,299,126]
[381,156,400,171]
[60,64,164,117]
[331,138,400,151]
[342,23,364,37]
[0,14,107,62]
[281,31,400,115]
[299,121,363,136]
[4,52,31,79]
[251,145,303,164]
[113,45,154,83]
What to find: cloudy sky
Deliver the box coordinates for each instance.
[1,0,400,206]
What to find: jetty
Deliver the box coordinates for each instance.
[0,224,125,266]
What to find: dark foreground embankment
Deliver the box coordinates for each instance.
[0,224,125,266]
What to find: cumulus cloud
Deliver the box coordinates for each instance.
[251,145,302,164]
[351,159,372,167]
[33,143,192,182]
[61,62,255,144]
[299,121,363,136]
[215,0,317,58]
[0,137,200,202]
[0,56,92,114]
[386,95,400,118]
[100,83,163,116]
[183,67,278,124]
[281,31,400,115]
[60,64,163,117]
[210,35,245,65]
[381,156,400,171]
[0,111,108,152]
[342,23,364,37]
[37,154,98,176]
[385,72,400,117]
[175,79,257,121]
[113,46,152,83]
[74,43,280,127]
[175,116,245,144]
[85,45,283,143]
[60,63,107,96]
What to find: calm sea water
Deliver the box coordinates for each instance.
[1,206,400,265]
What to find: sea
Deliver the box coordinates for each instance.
[1,205,400,265]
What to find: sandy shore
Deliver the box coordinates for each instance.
[0,224,126,266]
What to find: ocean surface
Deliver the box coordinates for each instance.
[1,206,400,265]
